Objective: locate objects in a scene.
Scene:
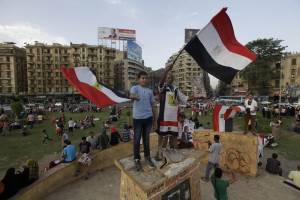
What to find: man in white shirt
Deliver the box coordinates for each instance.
[244,95,258,135]
[68,118,75,132]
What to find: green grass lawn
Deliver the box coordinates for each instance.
[0,108,299,178]
[0,108,131,177]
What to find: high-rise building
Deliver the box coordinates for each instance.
[280,53,300,97]
[0,42,27,95]
[25,42,119,95]
[148,68,164,91]
[230,72,248,96]
[114,59,148,92]
[167,50,208,97]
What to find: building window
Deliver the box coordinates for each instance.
[6,57,10,62]
[291,58,297,65]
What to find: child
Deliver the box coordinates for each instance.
[42,129,52,144]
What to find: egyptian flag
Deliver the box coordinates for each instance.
[213,105,245,132]
[224,105,246,119]
[62,66,130,107]
[184,8,256,84]
[213,104,229,132]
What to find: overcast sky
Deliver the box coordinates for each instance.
[0,0,299,88]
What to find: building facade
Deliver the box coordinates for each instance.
[167,50,208,97]
[280,53,300,98]
[25,42,119,95]
[114,59,148,92]
[230,72,248,96]
[0,42,27,95]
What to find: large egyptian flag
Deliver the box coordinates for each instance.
[184,8,256,84]
[62,66,130,107]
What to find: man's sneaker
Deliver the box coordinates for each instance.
[145,157,155,167]
[135,159,143,171]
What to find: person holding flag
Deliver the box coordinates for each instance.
[155,64,188,161]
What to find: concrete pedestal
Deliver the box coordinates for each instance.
[115,149,203,200]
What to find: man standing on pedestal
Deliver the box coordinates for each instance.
[155,64,188,161]
[130,71,156,171]
[244,94,258,135]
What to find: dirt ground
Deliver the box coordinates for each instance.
[45,149,299,200]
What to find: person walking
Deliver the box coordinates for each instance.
[202,135,222,182]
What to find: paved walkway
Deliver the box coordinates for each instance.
[45,165,299,200]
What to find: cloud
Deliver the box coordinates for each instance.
[103,0,123,5]
[0,24,68,47]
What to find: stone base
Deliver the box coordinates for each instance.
[115,149,204,200]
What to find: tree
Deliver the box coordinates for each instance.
[241,38,286,95]
[11,101,23,119]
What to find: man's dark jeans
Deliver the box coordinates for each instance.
[133,117,153,160]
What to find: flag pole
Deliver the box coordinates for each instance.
[170,34,196,66]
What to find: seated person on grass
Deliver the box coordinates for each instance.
[110,124,122,146]
[98,128,110,150]
[87,131,98,150]
[79,137,91,154]
[266,153,283,176]
[62,140,76,163]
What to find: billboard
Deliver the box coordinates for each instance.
[127,41,142,63]
[184,29,200,43]
[98,27,136,40]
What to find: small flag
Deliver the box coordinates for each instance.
[184,8,256,84]
[62,66,130,107]
[213,104,229,132]
[213,104,245,132]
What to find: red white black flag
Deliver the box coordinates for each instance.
[62,66,130,107]
[184,8,256,84]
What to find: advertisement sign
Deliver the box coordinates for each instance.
[184,29,200,43]
[98,27,136,40]
[127,41,142,63]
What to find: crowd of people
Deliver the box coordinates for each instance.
[1,65,300,199]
